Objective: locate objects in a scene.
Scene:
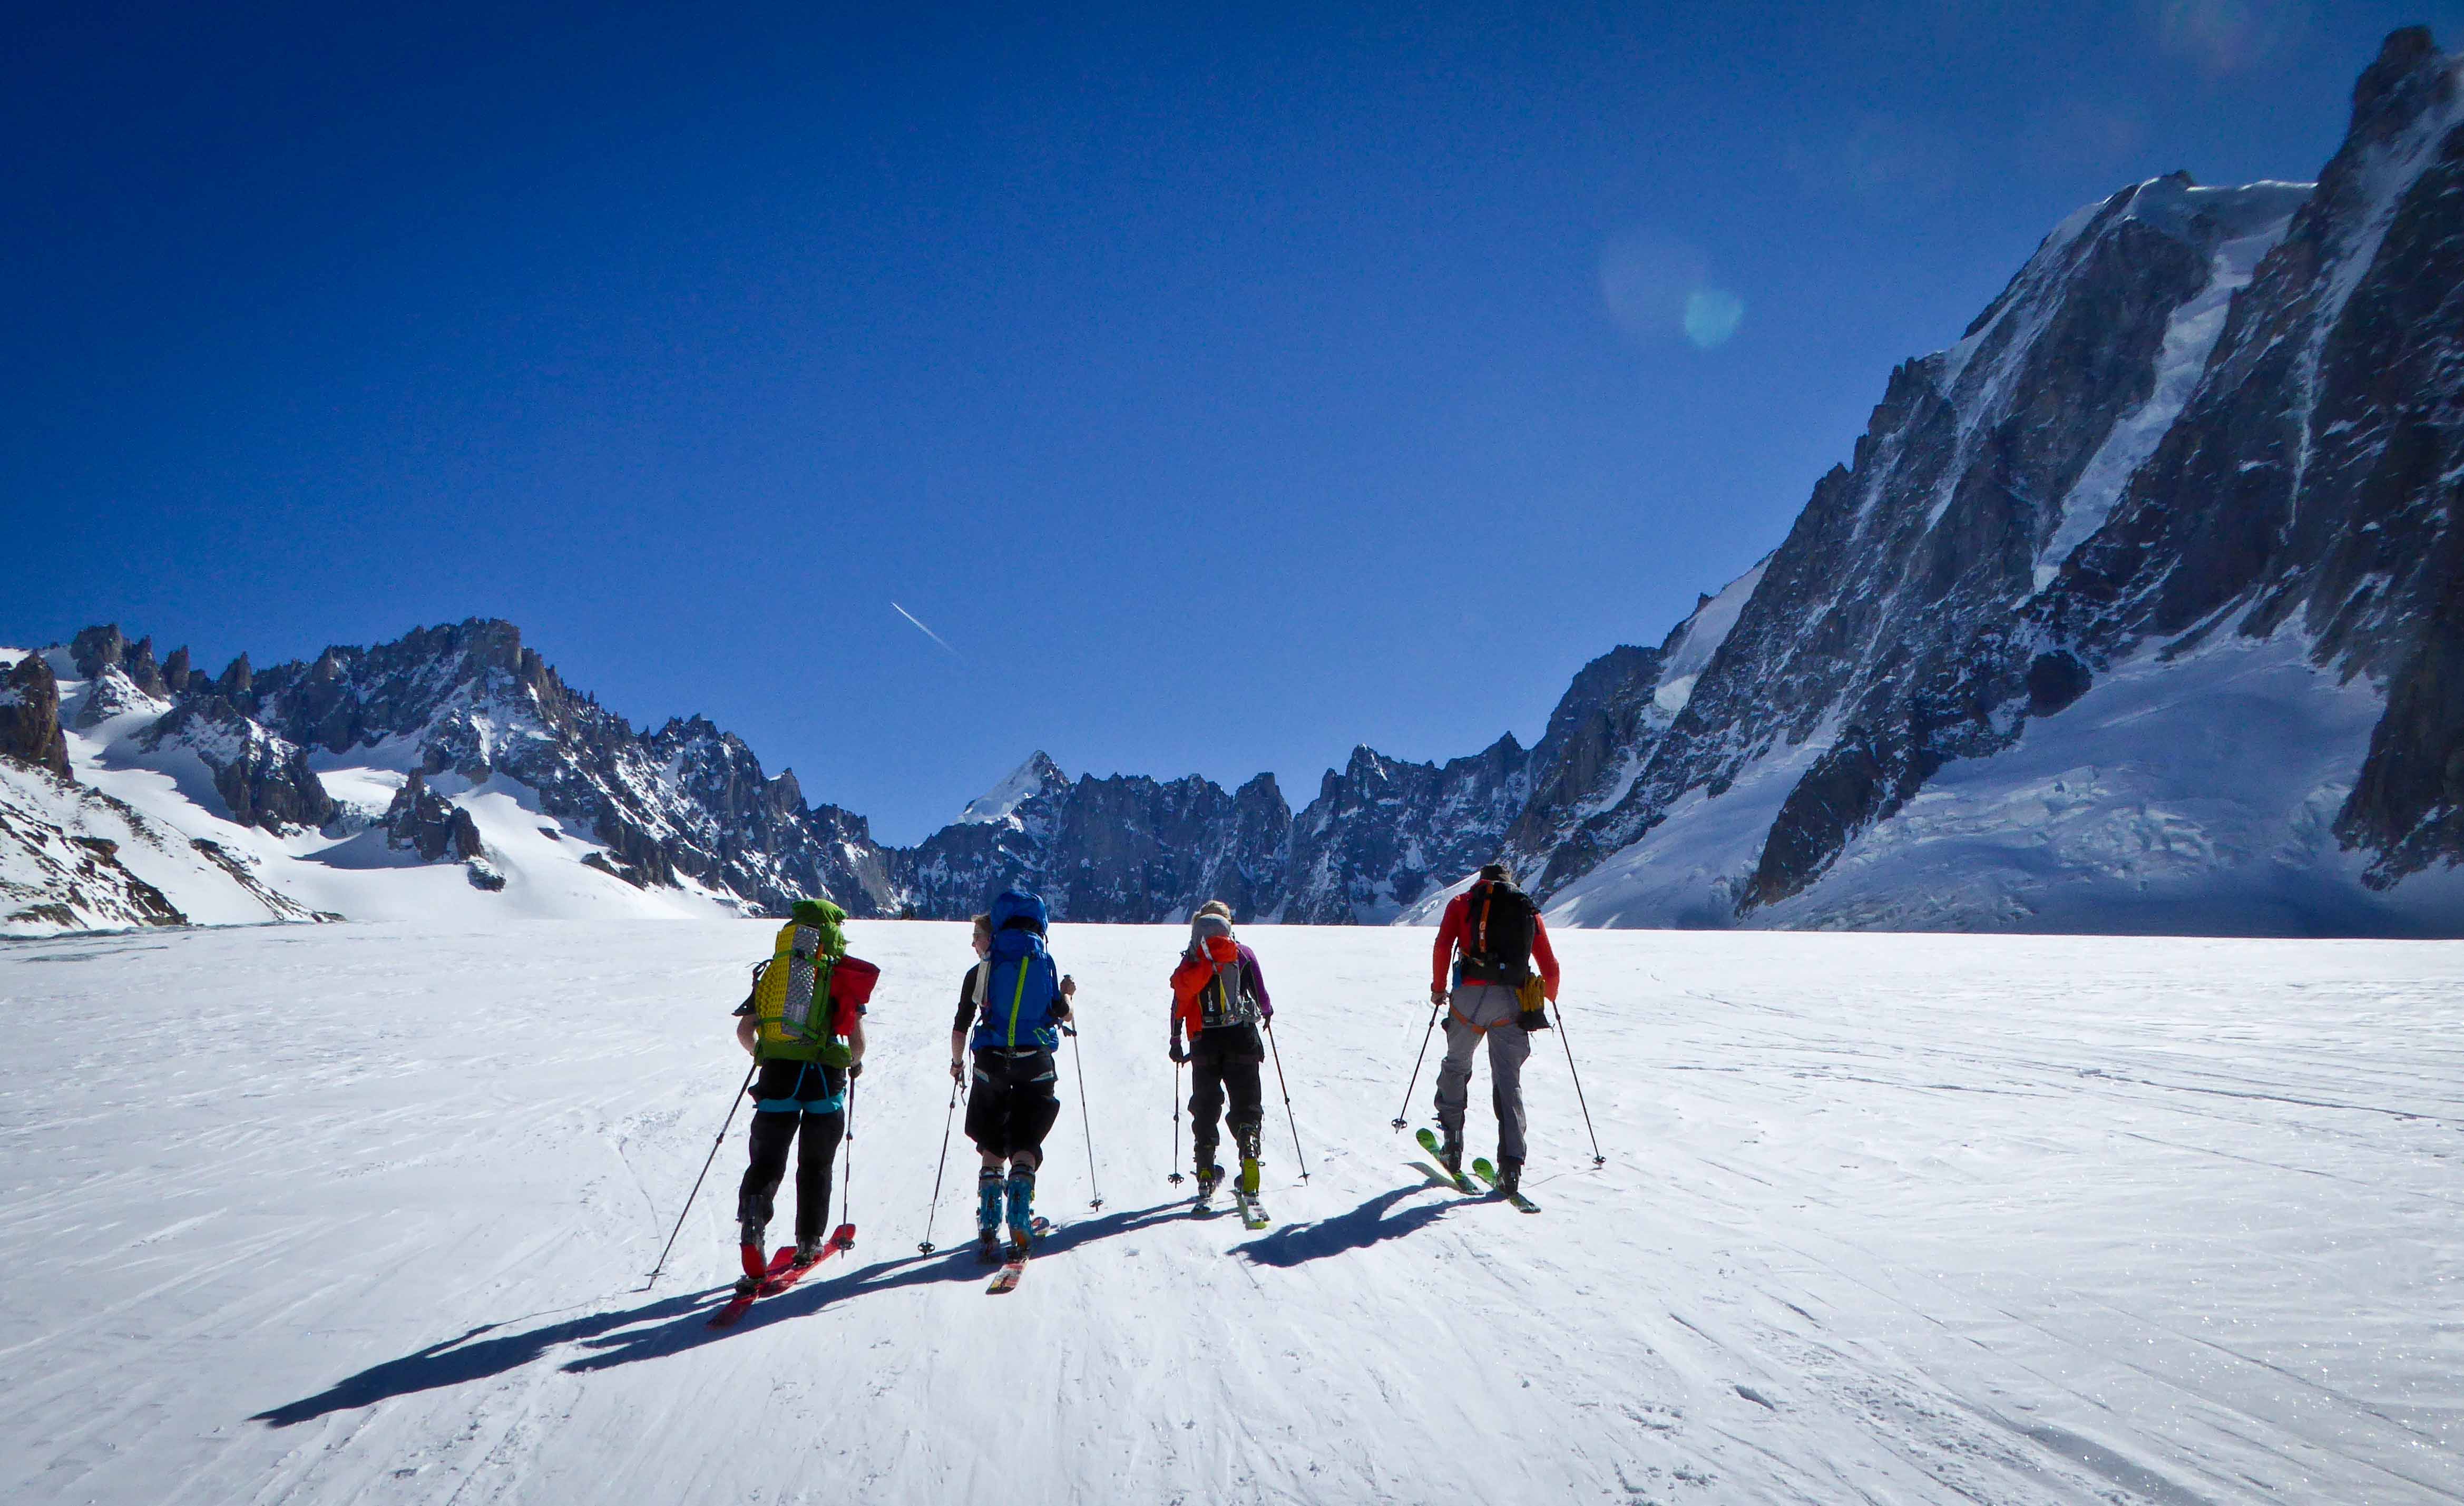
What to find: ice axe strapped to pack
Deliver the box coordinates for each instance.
[750,898,879,1065]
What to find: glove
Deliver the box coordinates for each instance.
[1516,1005,1552,1033]
[1169,1040,1189,1064]
[848,1061,865,1080]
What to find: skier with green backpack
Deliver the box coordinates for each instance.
[728,897,880,1298]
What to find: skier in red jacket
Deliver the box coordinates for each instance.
[1429,863,1560,1198]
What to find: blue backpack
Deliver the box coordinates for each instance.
[971,889,1063,1052]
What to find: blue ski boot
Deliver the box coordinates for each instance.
[976,1168,1004,1262]
[1004,1167,1037,1255]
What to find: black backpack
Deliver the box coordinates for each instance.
[1461,877,1536,985]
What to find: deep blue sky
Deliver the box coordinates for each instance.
[8,2,2457,842]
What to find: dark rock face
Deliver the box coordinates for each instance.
[383,770,484,861]
[1505,647,1663,860]
[907,767,1292,922]
[1285,739,1529,922]
[139,697,338,832]
[70,625,125,680]
[0,654,72,779]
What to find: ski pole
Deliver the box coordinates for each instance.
[643,1059,758,1289]
[1265,1019,1311,1183]
[1552,1002,1607,1167]
[1063,1021,1104,1210]
[1390,999,1443,1131]
[917,1073,963,1255]
[839,1077,857,1243]
[1169,1058,1186,1186]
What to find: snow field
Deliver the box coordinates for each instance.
[0,922,2456,1503]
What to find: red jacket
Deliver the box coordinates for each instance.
[1432,886,1560,1001]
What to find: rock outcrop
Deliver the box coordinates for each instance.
[0,653,72,779]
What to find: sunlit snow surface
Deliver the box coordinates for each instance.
[1,921,2455,1503]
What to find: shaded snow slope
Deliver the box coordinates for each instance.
[1653,555,1771,717]
[1549,627,2464,935]
[1,922,2453,1503]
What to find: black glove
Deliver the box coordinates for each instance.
[1516,1005,1552,1033]
[1169,1041,1189,1064]
[848,1061,865,1080]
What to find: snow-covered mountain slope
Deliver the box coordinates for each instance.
[1479,29,2464,935]
[0,624,893,935]
[11,34,2460,939]
[0,631,759,932]
[1,922,2452,1503]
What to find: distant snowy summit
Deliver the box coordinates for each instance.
[959,753,1067,825]
[9,30,2464,937]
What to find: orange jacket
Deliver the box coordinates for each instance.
[1432,885,1560,1001]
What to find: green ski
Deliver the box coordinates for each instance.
[1414,1128,1478,1194]
[1472,1158,1541,1214]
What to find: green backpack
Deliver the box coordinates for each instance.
[749,899,853,1065]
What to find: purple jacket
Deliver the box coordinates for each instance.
[1172,942,1273,1033]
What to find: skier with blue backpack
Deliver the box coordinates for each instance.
[947,891,1075,1263]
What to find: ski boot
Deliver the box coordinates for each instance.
[735,1219,769,1296]
[1497,1158,1522,1199]
[1194,1159,1223,1207]
[1236,1124,1264,1197]
[976,1168,1005,1262]
[790,1233,827,1269]
[1004,1167,1037,1254]
[1438,1134,1463,1178]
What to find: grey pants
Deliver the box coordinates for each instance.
[1433,982,1531,1163]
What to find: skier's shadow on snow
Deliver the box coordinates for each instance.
[251,1287,727,1426]
[1235,1176,1459,1268]
[252,1196,1280,1418]
[558,1199,1193,1375]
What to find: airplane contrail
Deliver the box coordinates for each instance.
[891,601,963,658]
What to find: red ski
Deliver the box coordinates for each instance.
[757,1224,856,1297]
[709,1246,795,1329]
[706,1225,854,1328]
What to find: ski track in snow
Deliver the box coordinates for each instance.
[0,922,2456,1504]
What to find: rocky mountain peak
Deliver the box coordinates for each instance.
[2352,27,2447,148]
[960,751,1068,825]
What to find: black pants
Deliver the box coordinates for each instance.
[965,1047,1060,1162]
[1189,1025,1263,1165]
[736,1059,846,1245]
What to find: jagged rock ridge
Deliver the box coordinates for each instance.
[9,33,2461,936]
